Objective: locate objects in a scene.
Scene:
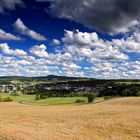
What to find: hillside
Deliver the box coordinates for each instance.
[0,97,140,140]
[0,75,140,86]
[100,97,140,106]
[0,75,90,84]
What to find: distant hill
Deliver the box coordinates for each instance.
[0,75,90,81]
[0,75,91,84]
[0,75,140,85]
[40,75,89,81]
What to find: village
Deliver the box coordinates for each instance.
[0,84,34,94]
[0,82,107,94]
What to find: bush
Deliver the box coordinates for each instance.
[75,99,85,103]
[35,94,48,100]
[136,91,140,96]
[11,93,19,96]
[4,97,13,102]
[35,94,40,100]
[0,96,13,102]
[40,94,48,99]
[104,96,113,100]
[87,94,96,103]
[122,89,132,96]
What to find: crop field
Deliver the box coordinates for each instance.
[0,97,140,140]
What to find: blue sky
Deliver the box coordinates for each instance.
[0,0,140,79]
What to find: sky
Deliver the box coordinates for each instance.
[0,0,140,79]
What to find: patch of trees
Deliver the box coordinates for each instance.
[0,80,11,85]
[101,84,140,97]
[48,79,111,87]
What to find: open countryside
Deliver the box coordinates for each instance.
[1,0,140,140]
[0,77,140,139]
[0,76,140,140]
[0,97,140,140]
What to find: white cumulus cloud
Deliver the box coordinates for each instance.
[30,44,49,58]
[0,29,21,41]
[13,18,46,41]
[0,43,27,57]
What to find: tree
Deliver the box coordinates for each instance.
[136,91,140,96]
[35,94,40,100]
[122,89,132,96]
[87,93,96,103]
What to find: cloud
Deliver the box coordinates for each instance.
[30,44,49,58]
[13,18,47,41]
[64,70,85,77]
[63,30,129,61]
[89,61,140,79]
[62,62,81,70]
[17,60,32,65]
[112,31,140,53]
[0,43,27,57]
[91,46,129,61]
[0,29,21,40]
[0,28,140,78]
[92,63,113,73]
[62,29,99,46]
[42,0,140,34]
[0,0,24,13]
[52,39,60,45]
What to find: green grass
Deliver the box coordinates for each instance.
[35,97,88,105]
[0,93,105,106]
[116,81,140,85]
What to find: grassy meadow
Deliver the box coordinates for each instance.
[0,93,105,106]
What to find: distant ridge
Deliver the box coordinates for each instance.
[1,75,139,85]
[0,75,91,84]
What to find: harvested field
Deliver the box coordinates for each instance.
[0,97,140,140]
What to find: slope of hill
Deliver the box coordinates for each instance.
[100,97,140,106]
[0,97,139,140]
[0,75,90,84]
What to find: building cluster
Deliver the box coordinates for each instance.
[0,84,34,94]
[43,83,106,93]
[0,82,108,94]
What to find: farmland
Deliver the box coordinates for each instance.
[115,81,140,85]
[0,97,140,140]
[0,93,105,106]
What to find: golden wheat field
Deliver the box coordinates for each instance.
[0,97,140,140]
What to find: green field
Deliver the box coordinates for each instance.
[116,81,140,85]
[0,93,105,106]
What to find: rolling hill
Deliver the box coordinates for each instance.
[0,97,139,140]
